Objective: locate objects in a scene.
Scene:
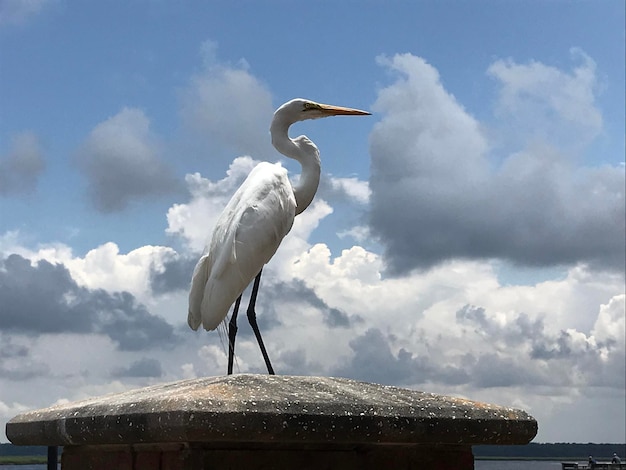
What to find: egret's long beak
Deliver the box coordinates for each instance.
[318,103,371,116]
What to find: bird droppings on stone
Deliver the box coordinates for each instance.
[7,374,536,447]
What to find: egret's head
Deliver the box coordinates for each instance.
[274,98,370,124]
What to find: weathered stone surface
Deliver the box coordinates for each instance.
[7,374,537,447]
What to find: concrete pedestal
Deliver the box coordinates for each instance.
[6,374,537,469]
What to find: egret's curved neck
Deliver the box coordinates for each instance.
[270,115,321,216]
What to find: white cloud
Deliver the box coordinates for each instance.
[488,48,603,146]
[75,107,180,212]
[2,46,624,444]
[593,294,625,345]
[327,176,370,204]
[269,201,334,272]
[178,40,275,161]
[369,52,624,274]
[0,230,25,255]
[156,155,624,437]
[197,344,229,376]
[592,294,626,379]
[66,243,177,301]
[5,239,176,304]
[164,155,335,272]
[280,241,625,440]
[0,399,29,440]
[2,175,625,443]
[0,0,52,27]
[0,131,45,196]
[166,156,259,253]
[337,225,371,244]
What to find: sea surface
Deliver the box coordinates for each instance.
[0,466,58,469]
[0,462,569,469]
[475,461,567,469]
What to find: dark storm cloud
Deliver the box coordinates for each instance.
[457,303,625,388]
[211,278,350,341]
[332,328,415,384]
[75,108,182,213]
[457,305,544,347]
[0,254,179,350]
[333,302,624,389]
[530,330,579,360]
[471,353,544,388]
[0,336,49,381]
[275,348,312,376]
[112,357,163,378]
[369,54,625,275]
[0,358,49,381]
[334,325,555,389]
[178,40,275,162]
[149,254,197,294]
[0,342,28,358]
[457,304,564,357]
[0,131,45,196]
[271,279,362,329]
[332,328,469,386]
[185,276,361,348]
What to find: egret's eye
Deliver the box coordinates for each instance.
[303,102,318,111]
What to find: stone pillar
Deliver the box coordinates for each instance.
[6,374,537,469]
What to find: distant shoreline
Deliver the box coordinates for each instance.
[473,443,625,461]
[476,457,582,460]
[2,442,625,464]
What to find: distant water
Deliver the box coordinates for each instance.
[0,465,57,469]
[0,460,567,468]
[0,461,579,469]
[475,461,565,470]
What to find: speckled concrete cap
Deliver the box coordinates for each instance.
[7,374,537,446]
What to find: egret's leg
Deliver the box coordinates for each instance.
[246,269,275,375]
[227,295,242,375]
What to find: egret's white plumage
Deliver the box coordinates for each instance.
[188,98,369,336]
[188,162,296,330]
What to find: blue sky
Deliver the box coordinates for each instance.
[3,1,624,253]
[1,1,624,443]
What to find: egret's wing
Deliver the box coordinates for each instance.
[187,253,209,330]
[231,165,296,277]
[188,180,247,331]
[190,162,296,331]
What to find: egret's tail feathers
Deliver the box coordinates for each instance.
[189,252,249,331]
[187,309,201,331]
[188,254,210,331]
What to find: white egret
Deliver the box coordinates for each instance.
[188,98,370,374]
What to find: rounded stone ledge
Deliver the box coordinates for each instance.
[7,374,537,447]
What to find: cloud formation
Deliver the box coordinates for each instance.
[369,53,625,275]
[149,252,197,294]
[328,294,625,392]
[0,336,49,381]
[287,239,624,394]
[1,43,623,444]
[0,131,45,196]
[488,48,602,147]
[269,279,361,329]
[332,328,469,386]
[166,156,259,253]
[75,107,180,212]
[318,175,371,205]
[179,40,275,161]
[0,0,51,27]
[0,254,179,350]
[112,357,163,378]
